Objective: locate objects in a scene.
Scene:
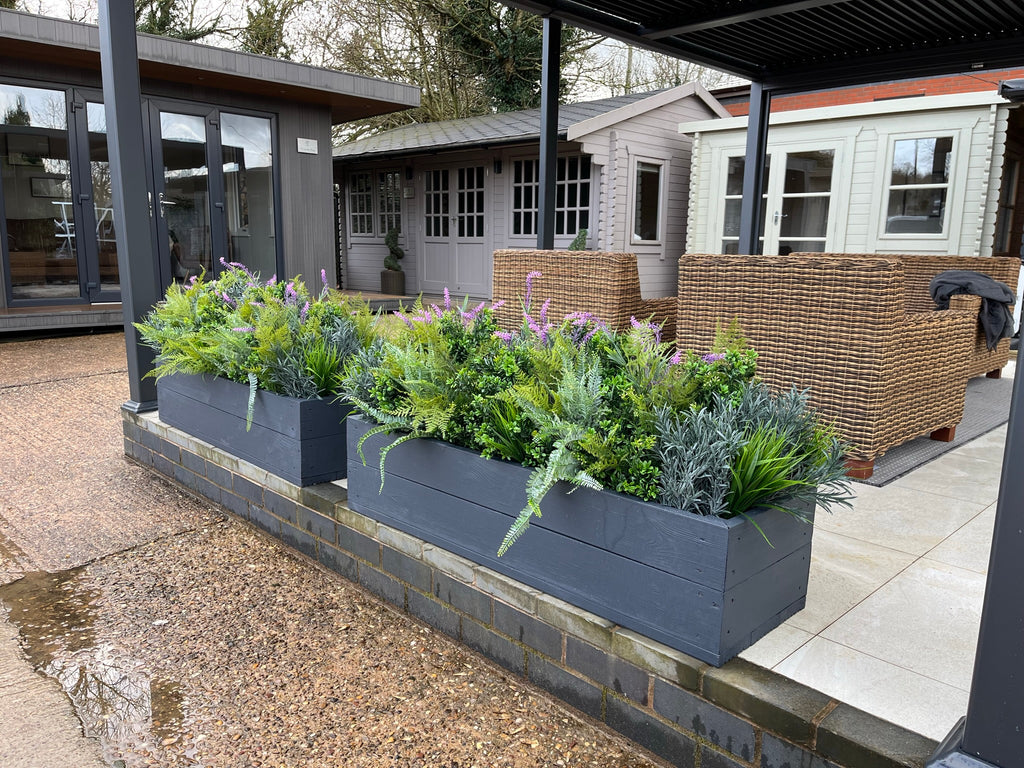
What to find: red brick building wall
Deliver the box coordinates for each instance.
[721,68,1024,116]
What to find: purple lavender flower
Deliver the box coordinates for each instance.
[702,352,726,364]
[539,298,551,326]
[285,281,297,304]
[394,311,415,329]
[443,288,451,312]
[301,301,310,322]
[493,330,514,345]
[669,349,684,365]
[232,326,255,333]
[524,270,542,308]
[321,268,329,289]
[490,299,506,310]
[189,275,198,285]
[267,275,277,286]
[221,292,235,307]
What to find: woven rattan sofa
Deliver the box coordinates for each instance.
[676,253,979,478]
[492,250,676,338]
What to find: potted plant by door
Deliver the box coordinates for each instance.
[341,287,853,666]
[380,228,405,295]
[135,261,378,485]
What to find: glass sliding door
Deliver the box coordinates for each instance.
[0,84,81,302]
[221,113,276,279]
[155,110,214,283]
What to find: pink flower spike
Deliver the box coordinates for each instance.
[267,275,277,286]
[670,349,684,365]
[393,311,414,329]
[443,288,451,311]
[540,298,551,325]
[321,268,328,288]
[524,270,542,307]
[491,299,506,310]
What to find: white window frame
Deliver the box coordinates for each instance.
[348,171,374,238]
[508,153,592,239]
[377,169,402,237]
[348,168,403,240]
[629,155,668,245]
[878,132,957,240]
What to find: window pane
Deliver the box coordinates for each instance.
[378,170,401,236]
[780,197,830,238]
[634,162,661,241]
[885,188,946,233]
[221,113,276,278]
[86,102,119,293]
[784,150,834,194]
[726,155,771,196]
[349,172,373,235]
[891,137,953,185]
[1,84,79,299]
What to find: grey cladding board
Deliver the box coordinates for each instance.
[157,374,350,486]
[346,416,815,667]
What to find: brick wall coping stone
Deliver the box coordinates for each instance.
[123,407,940,768]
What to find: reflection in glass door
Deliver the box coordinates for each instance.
[82,101,120,298]
[0,83,81,301]
[221,113,276,278]
[155,111,213,283]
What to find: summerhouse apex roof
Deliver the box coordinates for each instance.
[333,84,722,159]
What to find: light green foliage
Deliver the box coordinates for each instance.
[136,264,378,428]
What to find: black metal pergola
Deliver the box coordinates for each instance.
[508,3,1024,767]
[97,1,1022,765]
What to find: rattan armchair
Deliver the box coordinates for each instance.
[492,250,676,338]
[676,254,978,478]
[894,254,1019,379]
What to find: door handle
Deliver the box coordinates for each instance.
[773,211,788,225]
[158,192,176,219]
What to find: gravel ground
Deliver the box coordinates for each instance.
[0,331,668,768]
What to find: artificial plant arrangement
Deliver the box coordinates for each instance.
[343,272,853,555]
[136,260,377,426]
[381,228,405,295]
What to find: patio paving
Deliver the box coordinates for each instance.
[739,362,1013,741]
[0,330,1012,755]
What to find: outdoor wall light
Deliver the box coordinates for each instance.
[493,158,502,175]
[999,79,1024,102]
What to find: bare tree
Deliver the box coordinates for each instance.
[580,40,742,97]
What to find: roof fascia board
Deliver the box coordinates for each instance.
[566,81,732,141]
[680,90,1006,134]
[0,9,420,110]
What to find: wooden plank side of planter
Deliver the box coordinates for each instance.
[347,462,731,661]
[159,373,348,439]
[348,416,811,590]
[158,374,348,485]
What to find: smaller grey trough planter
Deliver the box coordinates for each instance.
[346,414,815,667]
[157,373,351,486]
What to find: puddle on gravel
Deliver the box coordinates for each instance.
[0,570,187,761]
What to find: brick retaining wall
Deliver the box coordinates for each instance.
[123,407,939,768]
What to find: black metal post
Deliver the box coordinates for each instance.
[926,365,1024,767]
[738,82,770,255]
[537,16,561,250]
[98,0,160,412]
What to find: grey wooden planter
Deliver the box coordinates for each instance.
[157,373,350,486]
[346,415,814,667]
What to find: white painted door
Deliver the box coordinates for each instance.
[420,165,489,296]
[721,147,836,254]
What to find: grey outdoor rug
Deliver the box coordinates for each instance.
[855,374,1015,487]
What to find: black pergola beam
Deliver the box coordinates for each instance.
[640,0,856,39]
[537,15,560,250]
[98,0,160,412]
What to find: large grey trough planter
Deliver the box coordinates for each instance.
[157,373,350,486]
[346,414,815,667]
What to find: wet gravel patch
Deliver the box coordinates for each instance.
[2,518,667,768]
